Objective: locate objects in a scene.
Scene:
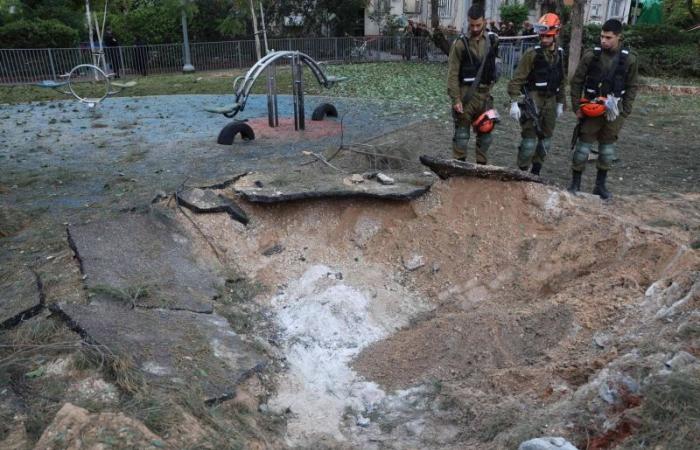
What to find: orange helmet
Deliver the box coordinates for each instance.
[472,109,499,134]
[579,97,607,117]
[534,13,561,37]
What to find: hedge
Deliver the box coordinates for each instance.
[0,19,79,49]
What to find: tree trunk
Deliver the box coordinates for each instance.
[429,0,450,56]
[567,0,586,81]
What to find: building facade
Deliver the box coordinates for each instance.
[364,0,634,35]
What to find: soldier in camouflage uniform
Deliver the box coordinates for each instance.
[568,19,639,199]
[507,13,566,175]
[447,5,499,164]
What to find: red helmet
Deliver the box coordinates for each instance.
[472,109,499,134]
[534,13,561,37]
[579,97,607,117]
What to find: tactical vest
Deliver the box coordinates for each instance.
[527,46,564,95]
[584,47,629,98]
[458,33,498,86]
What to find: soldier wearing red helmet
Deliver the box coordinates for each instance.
[507,13,565,175]
[568,19,639,200]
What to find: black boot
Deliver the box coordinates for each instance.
[519,166,529,171]
[567,170,582,193]
[530,162,542,176]
[592,169,612,200]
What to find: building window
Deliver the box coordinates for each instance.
[404,0,421,14]
[610,0,624,18]
[439,0,453,18]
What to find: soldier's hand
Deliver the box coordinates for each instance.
[453,102,463,114]
[509,101,520,121]
[575,109,584,119]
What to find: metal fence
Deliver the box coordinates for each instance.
[0,36,536,85]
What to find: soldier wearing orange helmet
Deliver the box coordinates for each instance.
[507,13,565,175]
[568,19,639,200]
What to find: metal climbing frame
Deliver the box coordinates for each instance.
[209,50,346,130]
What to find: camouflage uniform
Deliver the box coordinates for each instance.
[569,47,639,173]
[447,31,497,163]
[507,44,566,171]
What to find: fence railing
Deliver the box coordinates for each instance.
[0,36,537,85]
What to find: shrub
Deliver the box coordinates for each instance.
[636,44,700,78]
[0,19,79,48]
[500,4,530,26]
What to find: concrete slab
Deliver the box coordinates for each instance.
[233,171,435,203]
[52,300,266,403]
[67,209,221,313]
[420,155,547,184]
[176,188,249,225]
[0,267,43,329]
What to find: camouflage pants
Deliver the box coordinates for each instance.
[518,94,557,168]
[452,89,494,164]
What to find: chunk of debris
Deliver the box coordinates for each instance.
[67,209,222,313]
[376,172,395,185]
[518,436,579,450]
[34,403,165,450]
[350,174,364,184]
[262,243,284,256]
[403,254,426,271]
[233,171,434,203]
[176,187,249,225]
[51,300,267,402]
[420,155,548,183]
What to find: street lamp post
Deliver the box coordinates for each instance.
[181,7,195,72]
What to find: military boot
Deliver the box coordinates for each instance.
[592,169,612,200]
[568,170,582,193]
[530,162,542,176]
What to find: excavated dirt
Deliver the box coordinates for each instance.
[168,175,699,449]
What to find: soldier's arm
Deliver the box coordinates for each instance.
[620,53,639,118]
[507,49,534,100]
[569,50,592,111]
[446,40,463,105]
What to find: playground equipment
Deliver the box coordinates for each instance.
[34,0,135,108]
[35,64,135,108]
[206,50,347,145]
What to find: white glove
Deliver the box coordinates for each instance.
[604,95,621,121]
[556,103,564,119]
[509,101,521,121]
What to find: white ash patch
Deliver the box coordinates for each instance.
[267,264,428,446]
[68,377,119,403]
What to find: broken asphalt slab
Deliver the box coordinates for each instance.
[0,267,44,329]
[51,300,267,403]
[67,209,222,313]
[420,155,548,183]
[176,188,249,225]
[232,171,435,203]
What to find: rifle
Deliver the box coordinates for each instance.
[571,119,583,152]
[519,87,544,138]
[519,87,546,155]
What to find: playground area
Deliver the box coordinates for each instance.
[1,52,699,450]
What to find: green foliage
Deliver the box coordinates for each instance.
[624,24,699,46]
[499,4,530,26]
[107,4,181,45]
[663,0,699,28]
[636,43,700,77]
[0,18,79,48]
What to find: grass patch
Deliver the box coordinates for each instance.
[620,369,700,449]
[88,284,150,309]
